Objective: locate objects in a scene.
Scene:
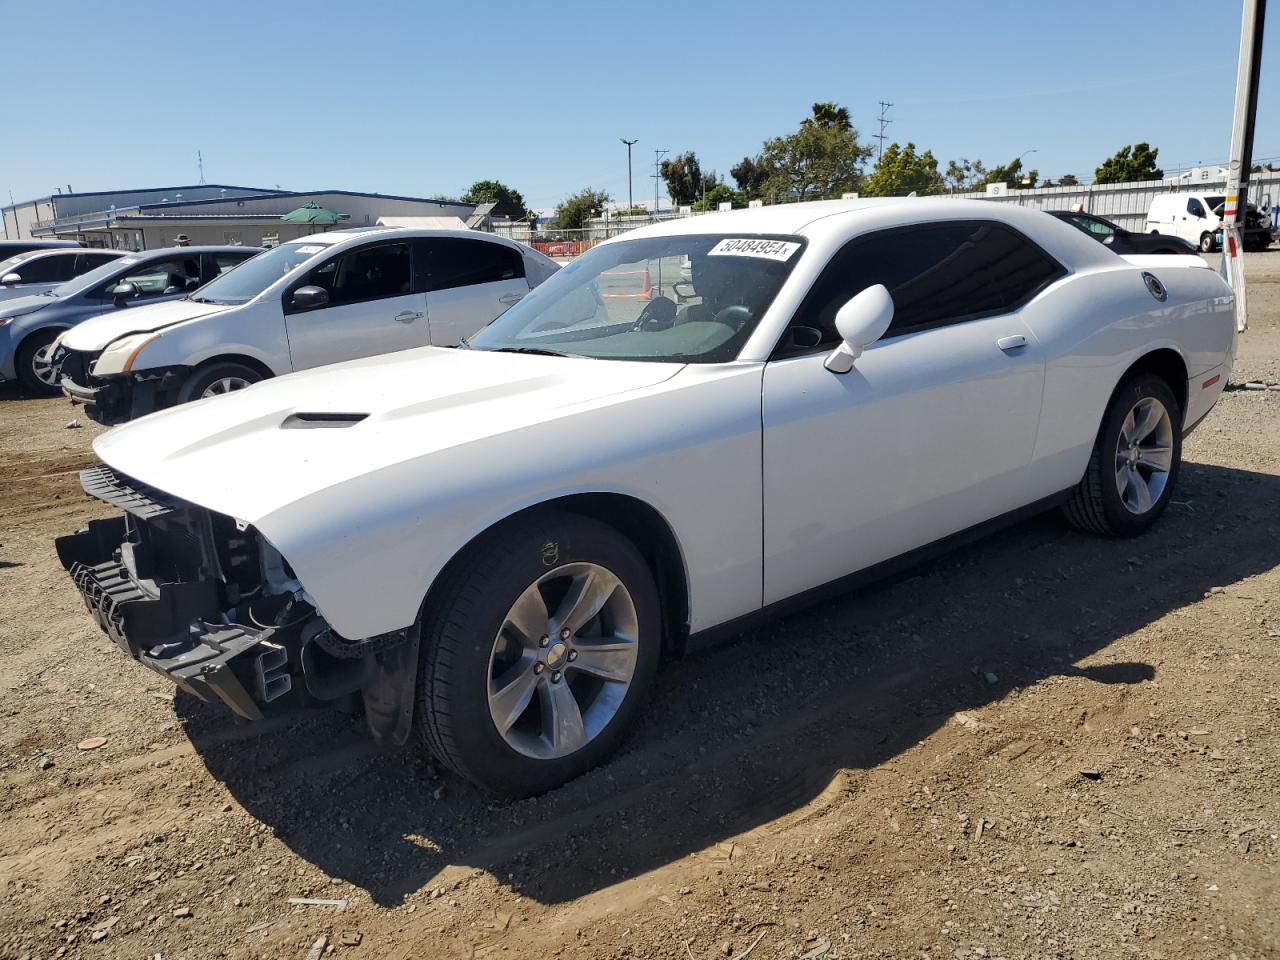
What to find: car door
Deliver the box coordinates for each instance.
[417,237,529,345]
[283,239,427,370]
[761,220,1062,605]
[1179,198,1208,244]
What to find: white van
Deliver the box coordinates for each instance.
[56,228,559,424]
[1146,192,1273,252]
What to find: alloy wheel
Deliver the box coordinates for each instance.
[486,562,639,760]
[31,343,60,387]
[201,376,252,398]
[1114,396,1174,514]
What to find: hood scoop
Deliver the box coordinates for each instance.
[281,412,369,429]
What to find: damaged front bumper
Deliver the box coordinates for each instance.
[57,466,417,735]
[55,346,185,426]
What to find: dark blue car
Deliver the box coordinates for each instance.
[0,245,259,393]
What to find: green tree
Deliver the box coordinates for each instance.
[461,179,533,220]
[758,103,871,202]
[1094,142,1163,183]
[1058,173,1080,187]
[861,142,943,197]
[805,101,852,130]
[730,155,770,198]
[551,188,610,230]
[692,183,748,212]
[983,157,1039,190]
[943,158,988,193]
[610,205,649,218]
[660,152,718,206]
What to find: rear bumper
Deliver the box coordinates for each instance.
[56,516,287,720]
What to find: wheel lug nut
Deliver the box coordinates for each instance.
[539,635,549,647]
[551,671,562,683]
[567,650,578,661]
[560,628,571,640]
[533,663,545,674]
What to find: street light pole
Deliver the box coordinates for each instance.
[620,138,638,213]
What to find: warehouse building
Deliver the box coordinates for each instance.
[2,185,478,249]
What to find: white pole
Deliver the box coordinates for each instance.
[1222,0,1266,333]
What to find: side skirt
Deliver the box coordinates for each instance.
[684,488,1075,655]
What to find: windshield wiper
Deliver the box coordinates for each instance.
[492,346,580,358]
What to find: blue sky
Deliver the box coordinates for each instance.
[3,1,1275,212]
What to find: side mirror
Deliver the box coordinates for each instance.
[111,281,139,305]
[824,284,894,374]
[290,285,330,312]
[0,272,21,285]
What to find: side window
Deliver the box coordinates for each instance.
[76,253,121,275]
[1187,199,1206,217]
[326,242,411,305]
[1072,215,1113,237]
[781,220,1066,354]
[91,257,202,299]
[208,252,249,279]
[419,239,524,292]
[11,253,75,283]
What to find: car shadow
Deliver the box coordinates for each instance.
[176,460,1280,907]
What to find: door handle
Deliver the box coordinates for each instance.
[996,335,1028,352]
[498,293,524,304]
[394,310,424,323]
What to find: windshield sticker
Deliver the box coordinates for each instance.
[707,238,801,261]
[295,245,325,254]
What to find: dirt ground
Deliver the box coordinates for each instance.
[1,253,1278,960]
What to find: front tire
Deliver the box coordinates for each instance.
[176,361,264,404]
[1199,232,1216,253]
[416,511,661,797]
[1063,373,1182,537]
[15,329,62,395]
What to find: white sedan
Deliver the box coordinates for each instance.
[57,198,1235,796]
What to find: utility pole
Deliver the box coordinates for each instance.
[620,138,638,213]
[652,148,668,214]
[875,101,893,162]
[1222,0,1267,333]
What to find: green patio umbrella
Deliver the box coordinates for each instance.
[280,201,346,231]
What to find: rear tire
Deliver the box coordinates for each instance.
[1063,373,1182,537]
[176,361,264,404]
[415,510,661,797]
[15,329,62,395]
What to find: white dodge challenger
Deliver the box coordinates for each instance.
[58,198,1235,796]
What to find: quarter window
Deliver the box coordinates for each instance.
[780,220,1065,354]
[418,238,524,291]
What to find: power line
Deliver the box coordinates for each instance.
[875,101,893,162]
[651,148,668,213]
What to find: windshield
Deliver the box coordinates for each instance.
[190,242,327,305]
[1204,196,1226,213]
[467,234,804,362]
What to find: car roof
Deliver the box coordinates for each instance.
[134,245,264,256]
[617,197,1084,240]
[280,227,527,250]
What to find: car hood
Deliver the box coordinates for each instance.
[0,293,53,319]
[59,299,229,351]
[93,346,683,522]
